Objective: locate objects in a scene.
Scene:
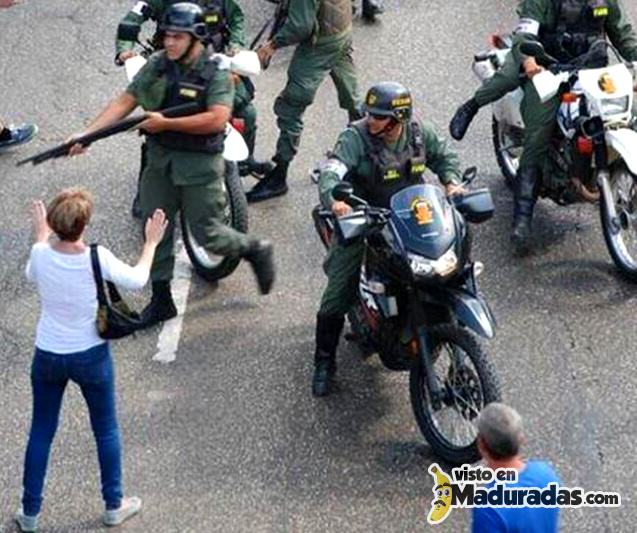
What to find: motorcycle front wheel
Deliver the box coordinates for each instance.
[409,323,501,465]
[180,161,249,282]
[600,162,637,281]
[492,116,523,188]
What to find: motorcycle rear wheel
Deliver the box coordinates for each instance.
[180,161,249,282]
[492,115,523,188]
[601,162,637,281]
[409,323,501,465]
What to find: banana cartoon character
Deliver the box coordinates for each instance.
[427,464,453,524]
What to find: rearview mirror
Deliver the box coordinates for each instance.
[519,41,545,58]
[332,182,354,202]
[451,188,495,224]
[519,41,557,67]
[117,21,141,42]
[462,166,478,184]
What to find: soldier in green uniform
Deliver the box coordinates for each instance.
[448,0,637,252]
[116,0,272,217]
[311,82,465,396]
[72,3,275,327]
[246,0,362,203]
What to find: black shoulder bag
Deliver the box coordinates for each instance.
[90,244,143,340]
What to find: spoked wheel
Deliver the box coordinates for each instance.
[181,161,249,282]
[601,163,637,281]
[492,116,524,188]
[409,324,501,465]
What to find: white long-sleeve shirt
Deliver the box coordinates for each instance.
[26,242,150,354]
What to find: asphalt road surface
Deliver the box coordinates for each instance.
[2,1,637,532]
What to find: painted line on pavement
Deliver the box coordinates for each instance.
[153,239,191,363]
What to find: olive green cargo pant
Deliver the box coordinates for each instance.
[140,153,251,281]
[274,36,360,164]
[474,52,559,197]
[318,241,364,316]
[474,52,522,107]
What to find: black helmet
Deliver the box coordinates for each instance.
[362,82,413,122]
[161,2,207,41]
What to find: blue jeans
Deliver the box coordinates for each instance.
[22,343,123,516]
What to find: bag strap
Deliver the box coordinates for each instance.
[90,244,108,306]
[90,244,125,304]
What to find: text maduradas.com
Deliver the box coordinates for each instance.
[451,483,621,508]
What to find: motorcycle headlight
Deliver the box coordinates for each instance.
[600,96,629,117]
[408,248,458,278]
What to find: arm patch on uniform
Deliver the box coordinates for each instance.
[515,18,540,36]
[131,1,149,16]
[324,159,348,179]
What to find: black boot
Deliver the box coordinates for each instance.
[140,281,177,328]
[312,314,345,397]
[243,240,276,294]
[246,161,289,203]
[238,156,275,178]
[362,0,384,21]
[511,167,538,256]
[449,98,480,141]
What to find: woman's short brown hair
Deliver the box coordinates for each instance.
[46,188,93,242]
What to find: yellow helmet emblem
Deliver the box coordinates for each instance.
[598,73,616,94]
[427,464,453,524]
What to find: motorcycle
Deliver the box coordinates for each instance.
[119,22,260,281]
[473,37,637,279]
[312,170,501,464]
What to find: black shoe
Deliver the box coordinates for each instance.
[239,157,275,178]
[140,281,177,328]
[246,162,289,203]
[131,191,142,219]
[511,214,532,256]
[312,353,336,397]
[449,98,480,141]
[362,0,384,21]
[244,240,275,294]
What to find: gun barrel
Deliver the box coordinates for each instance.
[16,102,202,167]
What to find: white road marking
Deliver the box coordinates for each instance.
[152,239,192,363]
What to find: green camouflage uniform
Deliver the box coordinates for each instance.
[127,50,250,281]
[271,0,361,164]
[317,119,461,316]
[116,0,259,156]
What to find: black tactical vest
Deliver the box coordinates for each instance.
[348,119,427,208]
[152,53,225,154]
[540,0,608,65]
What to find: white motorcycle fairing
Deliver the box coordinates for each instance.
[606,129,637,175]
[493,88,524,129]
[223,124,249,161]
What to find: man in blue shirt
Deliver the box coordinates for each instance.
[472,403,560,533]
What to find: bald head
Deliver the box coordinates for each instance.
[477,403,524,460]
